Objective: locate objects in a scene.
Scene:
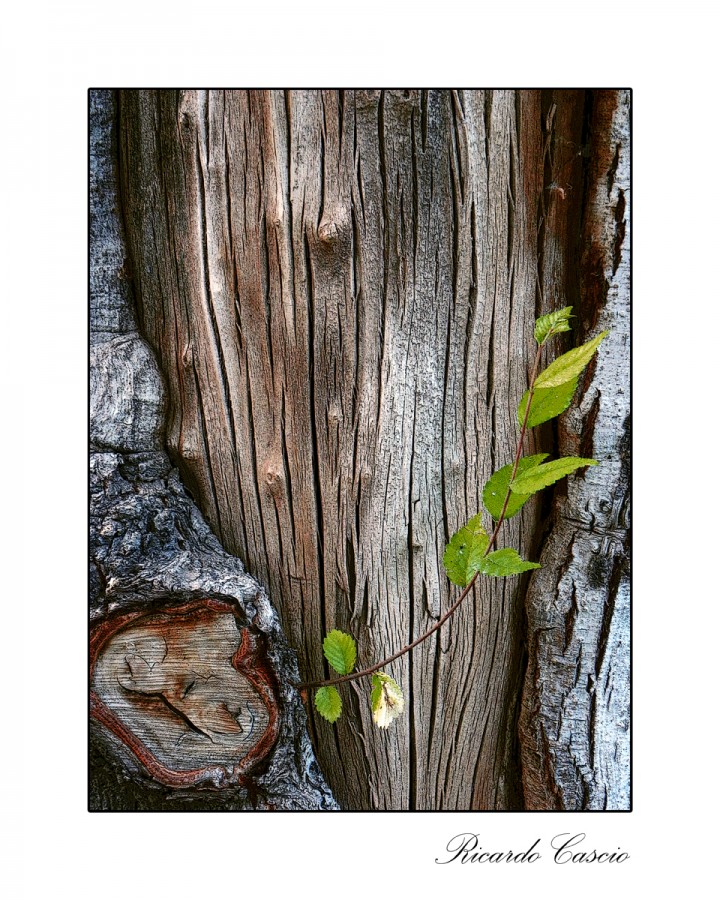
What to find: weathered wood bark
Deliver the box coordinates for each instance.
[519,91,630,810]
[115,89,630,810]
[90,89,337,810]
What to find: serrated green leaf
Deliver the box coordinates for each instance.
[535,306,574,345]
[482,454,549,520]
[370,673,405,728]
[323,630,357,675]
[518,377,578,428]
[534,331,609,389]
[478,548,541,577]
[510,457,598,494]
[442,513,489,586]
[315,686,342,723]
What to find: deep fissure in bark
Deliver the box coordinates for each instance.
[518,89,630,810]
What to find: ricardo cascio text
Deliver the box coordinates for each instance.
[435,832,629,865]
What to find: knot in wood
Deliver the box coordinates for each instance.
[318,220,339,243]
[90,601,280,788]
[317,208,350,251]
[264,465,285,496]
[179,433,201,461]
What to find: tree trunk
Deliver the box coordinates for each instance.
[111,88,630,810]
[90,89,337,810]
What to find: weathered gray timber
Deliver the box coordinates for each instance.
[89,89,337,810]
[116,89,630,810]
[519,91,631,810]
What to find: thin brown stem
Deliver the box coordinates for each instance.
[297,335,552,691]
[299,575,480,689]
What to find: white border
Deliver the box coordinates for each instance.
[6,2,716,896]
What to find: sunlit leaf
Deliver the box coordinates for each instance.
[315,686,342,723]
[478,548,541,577]
[510,457,598,494]
[517,377,578,428]
[482,454,548,520]
[371,673,405,728]
[442,514,489,586]
[323,630,357,676]
[534,331,609,389]
[535,306,573,345]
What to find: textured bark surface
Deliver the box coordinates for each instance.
[116,89,630,810]
[519,90,630,810]
[90,89,337,810]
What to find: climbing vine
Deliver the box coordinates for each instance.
[299,307,608,729]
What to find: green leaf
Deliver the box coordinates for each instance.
[518,377,578,428]
[478,548,541,577]
[323,630,357,676]
[482,454,549,521]
[534,331,609,389]
[442,513,490,586]
[315,686,342,723]
[370,673,405,728]
[510,457,598,494]
[535,306,574,345]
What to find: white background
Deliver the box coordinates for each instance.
[3,2,716,897]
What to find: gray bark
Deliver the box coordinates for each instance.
[111,88,630,810]
[89,89,337,810]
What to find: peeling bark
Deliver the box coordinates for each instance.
[112,89,630,810]
[90,89,337,810]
